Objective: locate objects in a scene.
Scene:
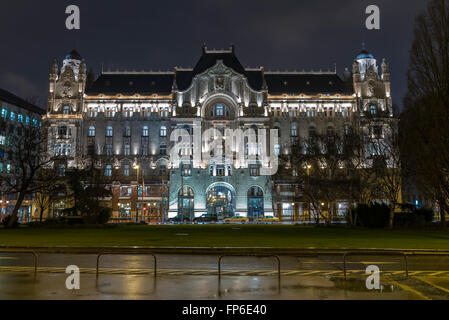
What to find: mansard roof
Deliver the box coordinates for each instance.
[264,72,352,95]
[86,72,175,95]
[0,87,45,115]
[86,47,354,96]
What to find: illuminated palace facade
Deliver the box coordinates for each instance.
[43,45,393,222]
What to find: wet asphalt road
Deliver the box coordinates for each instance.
[0,253,448,299]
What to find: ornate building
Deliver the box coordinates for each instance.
[43,45,393,222]
[0,88,44,222]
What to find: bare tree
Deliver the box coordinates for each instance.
[364,120,403,228]
[1,114,58,227]
[403,0,449,226]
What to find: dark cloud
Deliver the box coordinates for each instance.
[0,0,430,109]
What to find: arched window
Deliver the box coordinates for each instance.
[142,126,149,137]
[88,126,95,137]
[106,126,113,137]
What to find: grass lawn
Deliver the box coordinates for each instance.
[0,224,449,249]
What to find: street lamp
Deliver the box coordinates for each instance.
[134,164,140,223]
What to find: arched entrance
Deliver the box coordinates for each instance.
[206,183,235,219]
[248,186,264,220]
[178,186,194,219]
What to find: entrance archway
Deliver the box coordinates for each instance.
[247,186,264,220]
[206,183,235,218]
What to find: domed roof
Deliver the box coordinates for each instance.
[65,49,82,61]
[356,42,374,59]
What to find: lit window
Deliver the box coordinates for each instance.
[160,126,167,137]
[6,163,11,173]
[10,111,15,121]
[1,109,7,118]
[370,105,377,115]
[123,164,130,177]
[32,119,38,127]
[88,126,95,137]
[291,124,297,137]
[25,116,30,125]
[124,144,130,156]
[105,165,112,177]
[18,114,23,123]
[274,143,280,156]
[66,144,71,156]
[0,136,5,145]
[142,126,149,137]
[106,126,113,137]
[216,104,224,116]
[63,106,70,114]
[105,144,113,155]
[250,166,260,177]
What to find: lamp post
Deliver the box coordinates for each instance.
[134,164,140,223]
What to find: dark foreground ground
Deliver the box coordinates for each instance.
[1,253,449,299]
[1,224,449,249]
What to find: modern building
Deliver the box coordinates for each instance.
[0,88,45,222]
[42,45,394,222]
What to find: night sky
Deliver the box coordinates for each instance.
[0,0,428,110]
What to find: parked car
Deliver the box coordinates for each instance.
[193,214,218,223]
[167,216,191,223]
[255,215,280,223]
[223,216,249,224]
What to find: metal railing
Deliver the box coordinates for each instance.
[1,247,449,283]
[96,252,157,277]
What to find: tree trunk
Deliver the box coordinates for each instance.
[7,191,26,228]
[39,207,44,223]
[439,201,446,228]
[388,204,395,229]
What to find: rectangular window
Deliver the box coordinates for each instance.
[160,144,167,155]
[0,136,5,145]
[18,114,23,123]
[106,127,113,137]
[105,144,113,156]
[1,109,7,118]
[181,164,192,176]
[10,111,15,121]
[282,203,293,218]
[250,166,260,177]
[124,144,130,156]
[105,165,112,177]
[123,164,130,177]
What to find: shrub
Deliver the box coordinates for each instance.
[394,207,434,227]
[1,215,19,229]
[348,203,390,228]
